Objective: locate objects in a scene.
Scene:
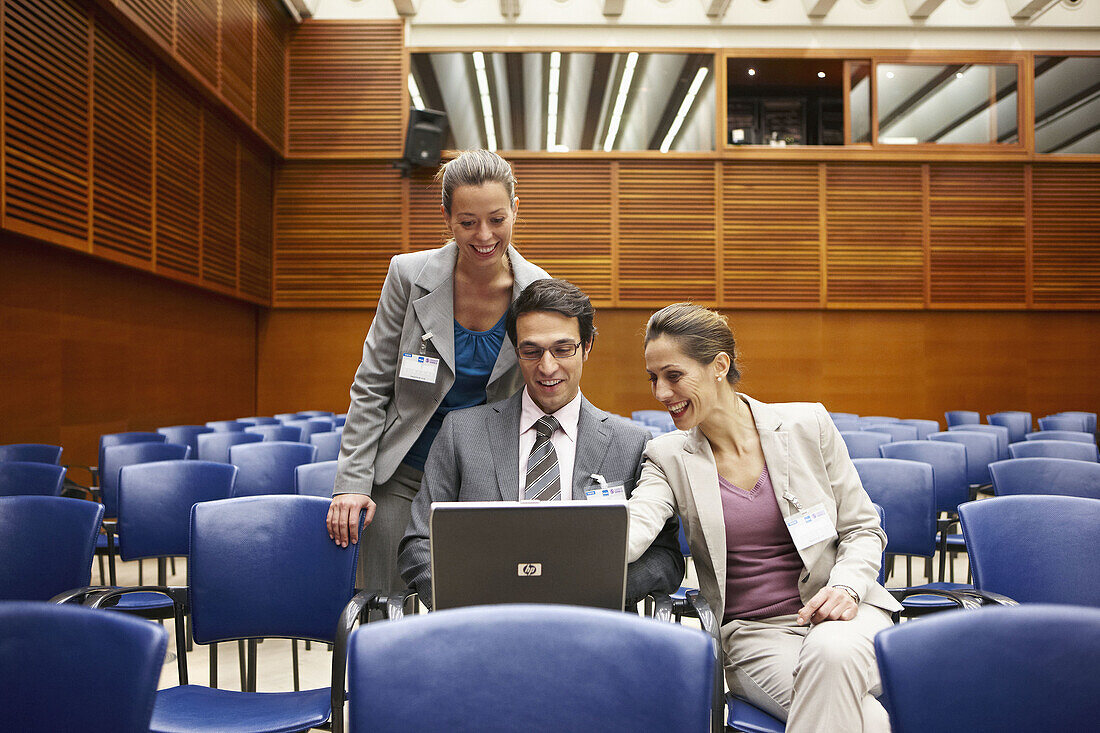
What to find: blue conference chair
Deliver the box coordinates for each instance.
[632,410,676,433]
[898,418,939,439]
[310,431,342,462]
[0,602,168,733]
[206,420,249,433]
[0,496,103,601]
[875,605,1100,733]
[297,460,338,498]
[286,418,334,444]
[928,431,998,486]
[944,410,979,427]
[1024,429,1095,444]
[0,443,63,464]
[1008,439,1099,462]
[0,461,66,496]
[858,416,900,428]
[244,424,302,442]
[332,415,347,428]
[296,410,335,419]
[1053,410,1096,435]
[80,431,166,489]
[989,457,1100,499]
[347,604,715,733]
[840,431,892,459]
[830,417,861,432]
[959,495,1100,607]
[987,411,1032,444]
[274,412,300,423]
[948,424,1009,461]
[863,423,919,442]
[828,411,859,421]
[229,441,317,497]
[196,431,263,463]
[157,425,214,457]
[90,495,376,733]
[237,416,280,426]
[1039,414,1088,432]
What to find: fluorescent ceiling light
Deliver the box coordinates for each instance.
[660,66,709,153]
[547,51,561,150]
[408,74,425,110]
[472,51,497,152]
[603,51,639,152]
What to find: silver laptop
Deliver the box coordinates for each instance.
[429,501,629,611]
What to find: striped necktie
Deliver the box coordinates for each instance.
[524,415,561,501]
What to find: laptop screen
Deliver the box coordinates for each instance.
[429,501,629,611]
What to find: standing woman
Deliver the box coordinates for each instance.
[327,150,549,593]
[627,303,902,733]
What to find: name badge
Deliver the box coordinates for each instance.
[399,352,439,383]
[585,483,626,501]
[784,502,838,551]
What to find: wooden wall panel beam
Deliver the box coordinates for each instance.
[1032,164,1100,307]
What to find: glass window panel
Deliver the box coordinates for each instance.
[1035,56,1100,155]
[849,61,871,144]
[876,63,1019,145]
[726,58,845,146]
[409,51,714,152]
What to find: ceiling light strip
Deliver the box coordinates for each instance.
[473,51,498,151]
[603,51,639,153]
[408,74,425,110]
[660,66,709,154]
[547,51,561,151]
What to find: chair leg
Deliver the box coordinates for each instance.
[170,556,177,576]
[210,643,218,689]
[247,639,258,692]
[238,640,247,690]
[906,556,913,587]
[291,640,300,692]
[138,558,143,585]
[97,554,106,585]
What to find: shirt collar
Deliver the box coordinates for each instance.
[520,387,582,443]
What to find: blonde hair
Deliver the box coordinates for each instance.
[645,303,741,385]
[436,149,517,215]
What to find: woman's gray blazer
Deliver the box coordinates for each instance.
[333,242,549,496]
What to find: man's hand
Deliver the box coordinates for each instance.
[327,493,377,547]
[796,586,858,626]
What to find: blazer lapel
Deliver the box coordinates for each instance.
[411,244,457,375]
[747,394,827,575]
[488,393,523,501]
[571,398,611,499]
[681,429,727,602]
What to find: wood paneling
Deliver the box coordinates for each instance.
[722,163,821,307]
[92,16,154,265]
[274,161,403,305]
[239,139,273,301]
[286,21,404,157]
[154,70,203,278]
[0,232,258,468]
[220,0,254,121]
[407,168,446,253]
[257,306,1100,429]
[201,107,239,289]
[255,0,286,149]
[1032,164,1100,308]
[2,0,91,248]
[826,164,925,307]
[929,164,1026,306]
[118,0,172,47]
[175,0,219,89]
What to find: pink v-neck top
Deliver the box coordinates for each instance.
[720,466,804,623]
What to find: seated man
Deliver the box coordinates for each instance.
[398,278,684,609]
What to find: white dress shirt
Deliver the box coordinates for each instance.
[518,388,582,501]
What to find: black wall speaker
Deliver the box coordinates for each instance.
[402,108,448,169]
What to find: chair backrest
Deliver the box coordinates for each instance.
[286,418,334,443]
[1008,440,1099,462]
[1039,414,1088,432]
[0,443,63,464]
[100,442,190,518]
[295,460,338,498]
[948,423,1009,460]
[229,441,318,497]
[1024,429,1095,444]
[863,423,919,442]
[959,495,1100,606]
[332,415,347,428]
[989,457,1100,499]
[205,420,249,432]
[310,431,342,462]
[987,412,1031,443]
[875,604,1100,733]
[0,602,168,733]
[631,410,675,432]
[897,419,940,439]
[237,416,280,426]
[0,461,66,496]
[347,604,714,733]
[872,502,887,585]
[1054,411,1097,435]
[274,412,300,423]
[117,460,238,561]
[944,410,980,427]
[852,459,937,557]
[840,431,893,459]
[830,417,861,432]
[928,430,999,485]
[296,410,335,418]
[97,431,166,480]
[244,424,302,442]
[189,495,359,643]
[196,431,263,463]
[157,425,214,457]
[0,496,104,600]
[828,412,859,421]
[858,416,900,428]
[879,440,968,514]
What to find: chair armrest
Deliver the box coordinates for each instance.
[888,587,983,611]
[331,590,381,733]
[953,588,1018,607]
[374,588,418,621]
[646,591,674,622]
[86,585,190,684]
[49,586,116,605]
[669,591,724,733]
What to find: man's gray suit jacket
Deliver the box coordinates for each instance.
[398,391,685,609]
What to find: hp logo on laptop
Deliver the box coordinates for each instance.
[518,563,542,577]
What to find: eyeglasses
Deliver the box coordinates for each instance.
[516,342,583,360]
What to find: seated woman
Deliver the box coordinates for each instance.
[626,303,902,733]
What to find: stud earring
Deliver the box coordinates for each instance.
[717,376,723,382]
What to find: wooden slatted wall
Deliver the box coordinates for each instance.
[273,159,1099,310]
[0,0,279,305]
[286,21,404,158]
